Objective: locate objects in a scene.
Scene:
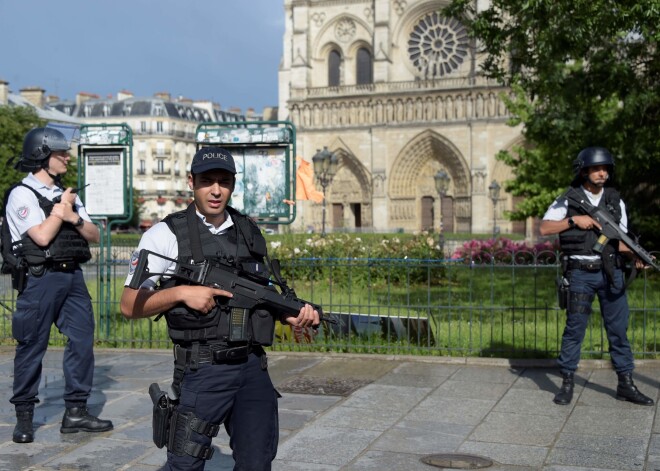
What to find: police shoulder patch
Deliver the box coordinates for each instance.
[16,206,29,220]
[129,251,140,275]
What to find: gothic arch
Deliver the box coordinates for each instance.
[389,129,470,198]
[324,139,373,228]
[388,129,471,232]
[312,14,373,60]
[325,139,371,202]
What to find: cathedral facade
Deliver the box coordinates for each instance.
[279,0,527,236]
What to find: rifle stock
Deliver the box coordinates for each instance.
[128,249,335,324]
[565,188,659,271]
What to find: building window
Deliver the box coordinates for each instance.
[156,121,164,133]
[157,159,165,174]
[328,49,341,86]
[140,121,147,133]
[356,48,373,84]
[138,159,146,175]
[408,13,469,78]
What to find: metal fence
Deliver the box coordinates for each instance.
[1,247,658,360]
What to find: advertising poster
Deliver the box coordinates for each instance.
[231,147,288,218]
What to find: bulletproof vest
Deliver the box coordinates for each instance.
[161,203,273,344]
[8,183,91,267]
[559,187,622,256]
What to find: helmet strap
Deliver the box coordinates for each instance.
[48,172,63,187]
[43,163,63,187]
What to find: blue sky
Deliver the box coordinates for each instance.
[0,0,285,113]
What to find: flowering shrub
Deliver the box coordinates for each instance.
[267,232,442,261]
[451,237,560,265]
[267,232,446,286]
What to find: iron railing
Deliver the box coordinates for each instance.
[1,248,658,359]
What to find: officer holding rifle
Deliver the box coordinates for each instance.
[540,147,654,407]
[120,146,319,471]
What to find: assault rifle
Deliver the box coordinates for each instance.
[128,249,336,327]
[564,187,659,271]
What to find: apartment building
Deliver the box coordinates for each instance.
[50,90,265,226]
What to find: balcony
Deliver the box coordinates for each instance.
[153,149,172,158]
[152,168,171,176]
[289,76,503,101]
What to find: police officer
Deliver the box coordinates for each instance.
[540,147,654,406]
[120,146,319,471]
[7,127,113,443]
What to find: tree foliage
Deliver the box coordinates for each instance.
[0,106,81,204]
[0,106,43,200]
[445,0,660,248]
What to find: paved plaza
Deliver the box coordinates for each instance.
[1,347,659,470]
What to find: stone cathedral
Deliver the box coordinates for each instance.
[279,0,531,237]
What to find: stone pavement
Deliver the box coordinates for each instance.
[0,347,659,471]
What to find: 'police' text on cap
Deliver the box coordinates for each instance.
[191,147,237,175]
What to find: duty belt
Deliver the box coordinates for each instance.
[174,343,253,369]
[567,259,602,271]
[45,261,80,272]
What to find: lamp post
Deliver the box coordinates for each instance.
[434,169,451,255]
[312,146,339,236]
[488,179,501,239]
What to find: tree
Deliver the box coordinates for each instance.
[0,106,43,199]
[445,0,660,248]
[0,107,81,201]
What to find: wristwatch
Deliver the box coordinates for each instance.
[74,216,85,227]
[567,217,576,228]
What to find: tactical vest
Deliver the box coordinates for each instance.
[160,203,274,345]
[10,183,91,266]
[559,187,622,256]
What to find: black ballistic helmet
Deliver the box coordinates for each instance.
[571,147,615,187]
[15,127,71,172]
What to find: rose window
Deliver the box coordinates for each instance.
[408,12,469,78]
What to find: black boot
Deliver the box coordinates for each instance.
[13,410,34,443]
[616,372,654,406]
[553,372,574,405]
[60,406,113,433]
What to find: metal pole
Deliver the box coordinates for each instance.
[438,197,444,256]
[492,201,497,238]
[321,182,327,236]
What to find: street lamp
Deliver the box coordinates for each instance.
[488,179,501,239]
[312,146,339,236]
[434,170,451,255]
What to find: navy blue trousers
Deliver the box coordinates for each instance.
[165,352,279,471]
[558,267,634,375]
[11,268,95,411]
